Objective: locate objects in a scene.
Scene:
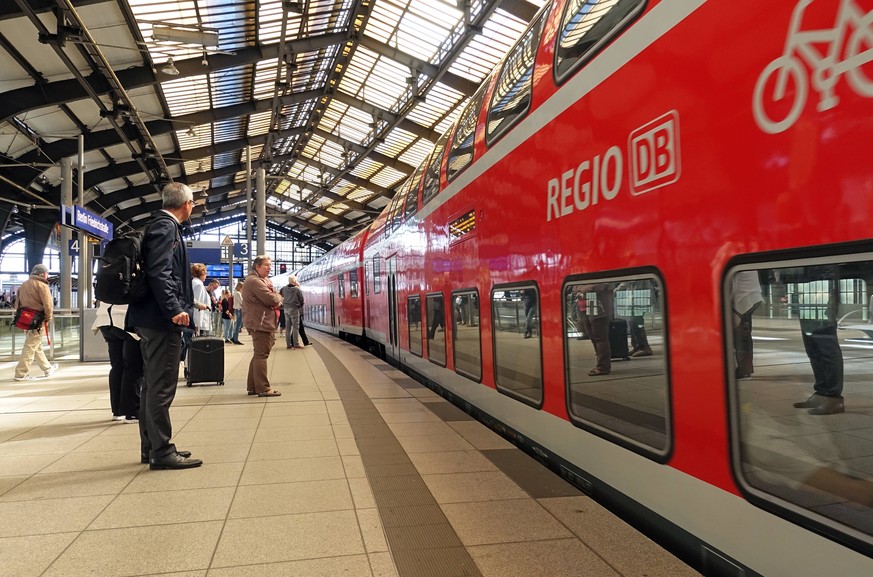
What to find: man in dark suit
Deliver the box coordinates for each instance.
[127,183,202,470]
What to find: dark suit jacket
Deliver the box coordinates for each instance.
[127,211,194,331]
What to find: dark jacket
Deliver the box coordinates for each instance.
[127,211,194,331]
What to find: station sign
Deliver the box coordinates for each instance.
[186,240,221,264]
[72,205,113,240]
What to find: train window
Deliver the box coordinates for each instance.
[364,260,370,296]
[452,290,481,382]
[485,13,545,146]
[492,285,542,407]
[426,293,447,367]
[387,183,409,234]
[408,295,423,357]
[338,273,345,299]
[564,275,669,455]
[554,0,647,84]
[421,131,450,207]
[373,256,381,294]
[446,86,487,182]
[403,162,426,222]
[727,256,873,545]
[349,269,359,299]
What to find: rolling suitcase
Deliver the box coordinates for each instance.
[609,318,630,360]
[187,335,225,387]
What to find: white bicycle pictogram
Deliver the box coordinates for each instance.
[753,0,873,134]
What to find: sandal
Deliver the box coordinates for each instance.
[588,368,609,376]
[257,390,281,397]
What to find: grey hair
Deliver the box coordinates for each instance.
[162,182,193,209]
[251,254,271,271]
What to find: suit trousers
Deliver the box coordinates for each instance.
[800,320,844,397]
[136,326,181,459]
[247,330,275,394]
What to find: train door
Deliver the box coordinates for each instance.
[329,282,336,328]
[387,256,399,359]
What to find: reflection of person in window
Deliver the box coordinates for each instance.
[579,283,615,376]
[427,299,444,339]
[522,289,537,338]
[731,271,764,379]
[792,265,844,415]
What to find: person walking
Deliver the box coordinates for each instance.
[13,264,58,381]
[279,275,304,349]
[127,182,202,470]
[243,255,282,396]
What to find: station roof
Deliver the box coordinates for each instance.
[0,0,545,251]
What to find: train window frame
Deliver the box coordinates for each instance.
[425,292,447,367]
[553,0,648,85]
[338,272,345,299]
[403,162,427,222]
[451,289,482,382]
[446,85,488,183]
[725,250,873,555]
[491,283,543,408]
[349,269,359,299]
[408,294,423,357]
[421,131,451,207]
[563,270,672,461]
[485,12,546,147]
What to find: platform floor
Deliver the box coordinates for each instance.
[0,331,700,577]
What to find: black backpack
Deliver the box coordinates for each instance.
[94,229,148,304]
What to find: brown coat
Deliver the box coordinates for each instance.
[242,273,281,332]
[15,274,53,323]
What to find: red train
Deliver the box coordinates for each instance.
[297,1,873,574]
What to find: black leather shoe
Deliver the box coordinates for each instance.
[149,452,202,470]
[808,396,845,415]
[793,393,828,409]
[141,450,192,464]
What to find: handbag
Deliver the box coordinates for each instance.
[14,307,45,331]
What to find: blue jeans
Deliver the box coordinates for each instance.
[233,310,243,340]
[223,318,233,341]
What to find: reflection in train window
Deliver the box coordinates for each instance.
[486,13,544,146]
[728,257,873,543]
[422,132,450,207]
[492,285,542,406]
[426,293,446,366]
[364,260,370,296]
[452,291,481,381]
[564,275,669,455]
[338,273,345,299]
[373,256,381,294]
[408,295,422,357]
[349,269,358,299]
[447,86,487,182]
[554,0,647,84]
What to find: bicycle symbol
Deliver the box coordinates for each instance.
[752,0,873,134]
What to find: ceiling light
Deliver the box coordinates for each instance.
[201,53,208,67]
[186,126,196,137]
[161,58,180,76]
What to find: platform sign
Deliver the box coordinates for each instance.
[72,205,113,240]
[185,240,221,264]
[234,243,250,259]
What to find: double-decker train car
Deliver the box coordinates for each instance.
[298,1,873,575]
[297,228,367,341]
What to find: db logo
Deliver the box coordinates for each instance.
[629,110,681,195]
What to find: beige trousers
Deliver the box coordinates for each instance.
[15,330,50,378]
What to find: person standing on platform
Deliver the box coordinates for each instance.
[231,281,244,344]
[731,271,764,379]
[92,302,141,422]
[280,275,305,349]
[127,182,201,470]
[13,264,58,381]
[243,255,282,396]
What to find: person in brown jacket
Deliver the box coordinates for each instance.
[14,264,58,381]
[243,254,282,396]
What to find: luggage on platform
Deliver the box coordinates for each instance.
[609,318,630,360]
[187,335,225,386]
